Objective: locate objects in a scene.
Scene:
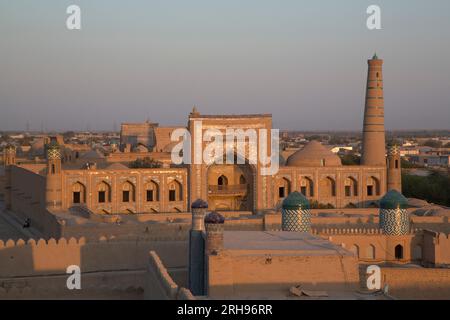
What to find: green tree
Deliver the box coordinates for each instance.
[340,154,361,165]
[422,139,442,148]
[402,171,450,206]
[129,157,161,168]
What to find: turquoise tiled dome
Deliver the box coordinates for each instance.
[380,190,408,210]
[282,191,310,210]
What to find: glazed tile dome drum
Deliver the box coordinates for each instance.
[379,190,410,235]
[281,191,311,232]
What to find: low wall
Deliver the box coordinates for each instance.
[56,214,263,241]
[380,267,450,299]
[207,252,359,298]
[0,270,145,300]
[264,213,449,233]
[0,237,187,278]
[423,230,450,266]
[316,230,423,263]
[144,251,194,300]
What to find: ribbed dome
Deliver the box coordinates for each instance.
[286,141,342,167]
[282,191,310,210]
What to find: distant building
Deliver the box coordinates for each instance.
[409,155,450,167]
[120,121,159,150]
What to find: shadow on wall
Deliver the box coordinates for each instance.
[0,237,188,299]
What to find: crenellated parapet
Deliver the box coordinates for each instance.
[312,227,422,236]
[0,235,188,279]
[0,234,189,249]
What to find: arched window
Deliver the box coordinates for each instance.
[97,181,111,203]
[345,177,358,197]
[395,244,403,260]
[367,176,380,196]
[300,177,314,197]
[366,245,376,260]
[320,177,336,197]
[72,182,86,204]
[351,244,360,258]
[239,175,246,185]
[122,181,135,203]
[278,178,291,199]
[146,180,159,202]
[218,175,228,186]
[168,180,182,202]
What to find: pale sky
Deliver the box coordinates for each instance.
[1,0,449,131]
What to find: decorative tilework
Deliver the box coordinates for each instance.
[379,208,409,235]
[47,147,61,160]
[282,208,311,232]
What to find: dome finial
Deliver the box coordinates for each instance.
[372,52,378,60]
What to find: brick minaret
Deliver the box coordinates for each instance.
[387,145,402,192]
[361,54,386,166]
[3,145,16,210]
[45,141,62,209]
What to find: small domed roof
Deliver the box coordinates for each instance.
[282,191,310,210]
[30,138,45,155]
[286,141,342,167]
[162,141,179,153]
[380,190,408,210]
[105,162,129,170]
[47,140,60,150]
[133,144,149,153]
[80,149,105,159]
[191,199,208,209]
[204,211,225,224]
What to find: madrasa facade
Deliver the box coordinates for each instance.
[2,54,401,216]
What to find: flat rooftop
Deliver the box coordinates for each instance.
[223,231,353,256]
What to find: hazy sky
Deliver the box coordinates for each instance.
[1,0,449,131]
